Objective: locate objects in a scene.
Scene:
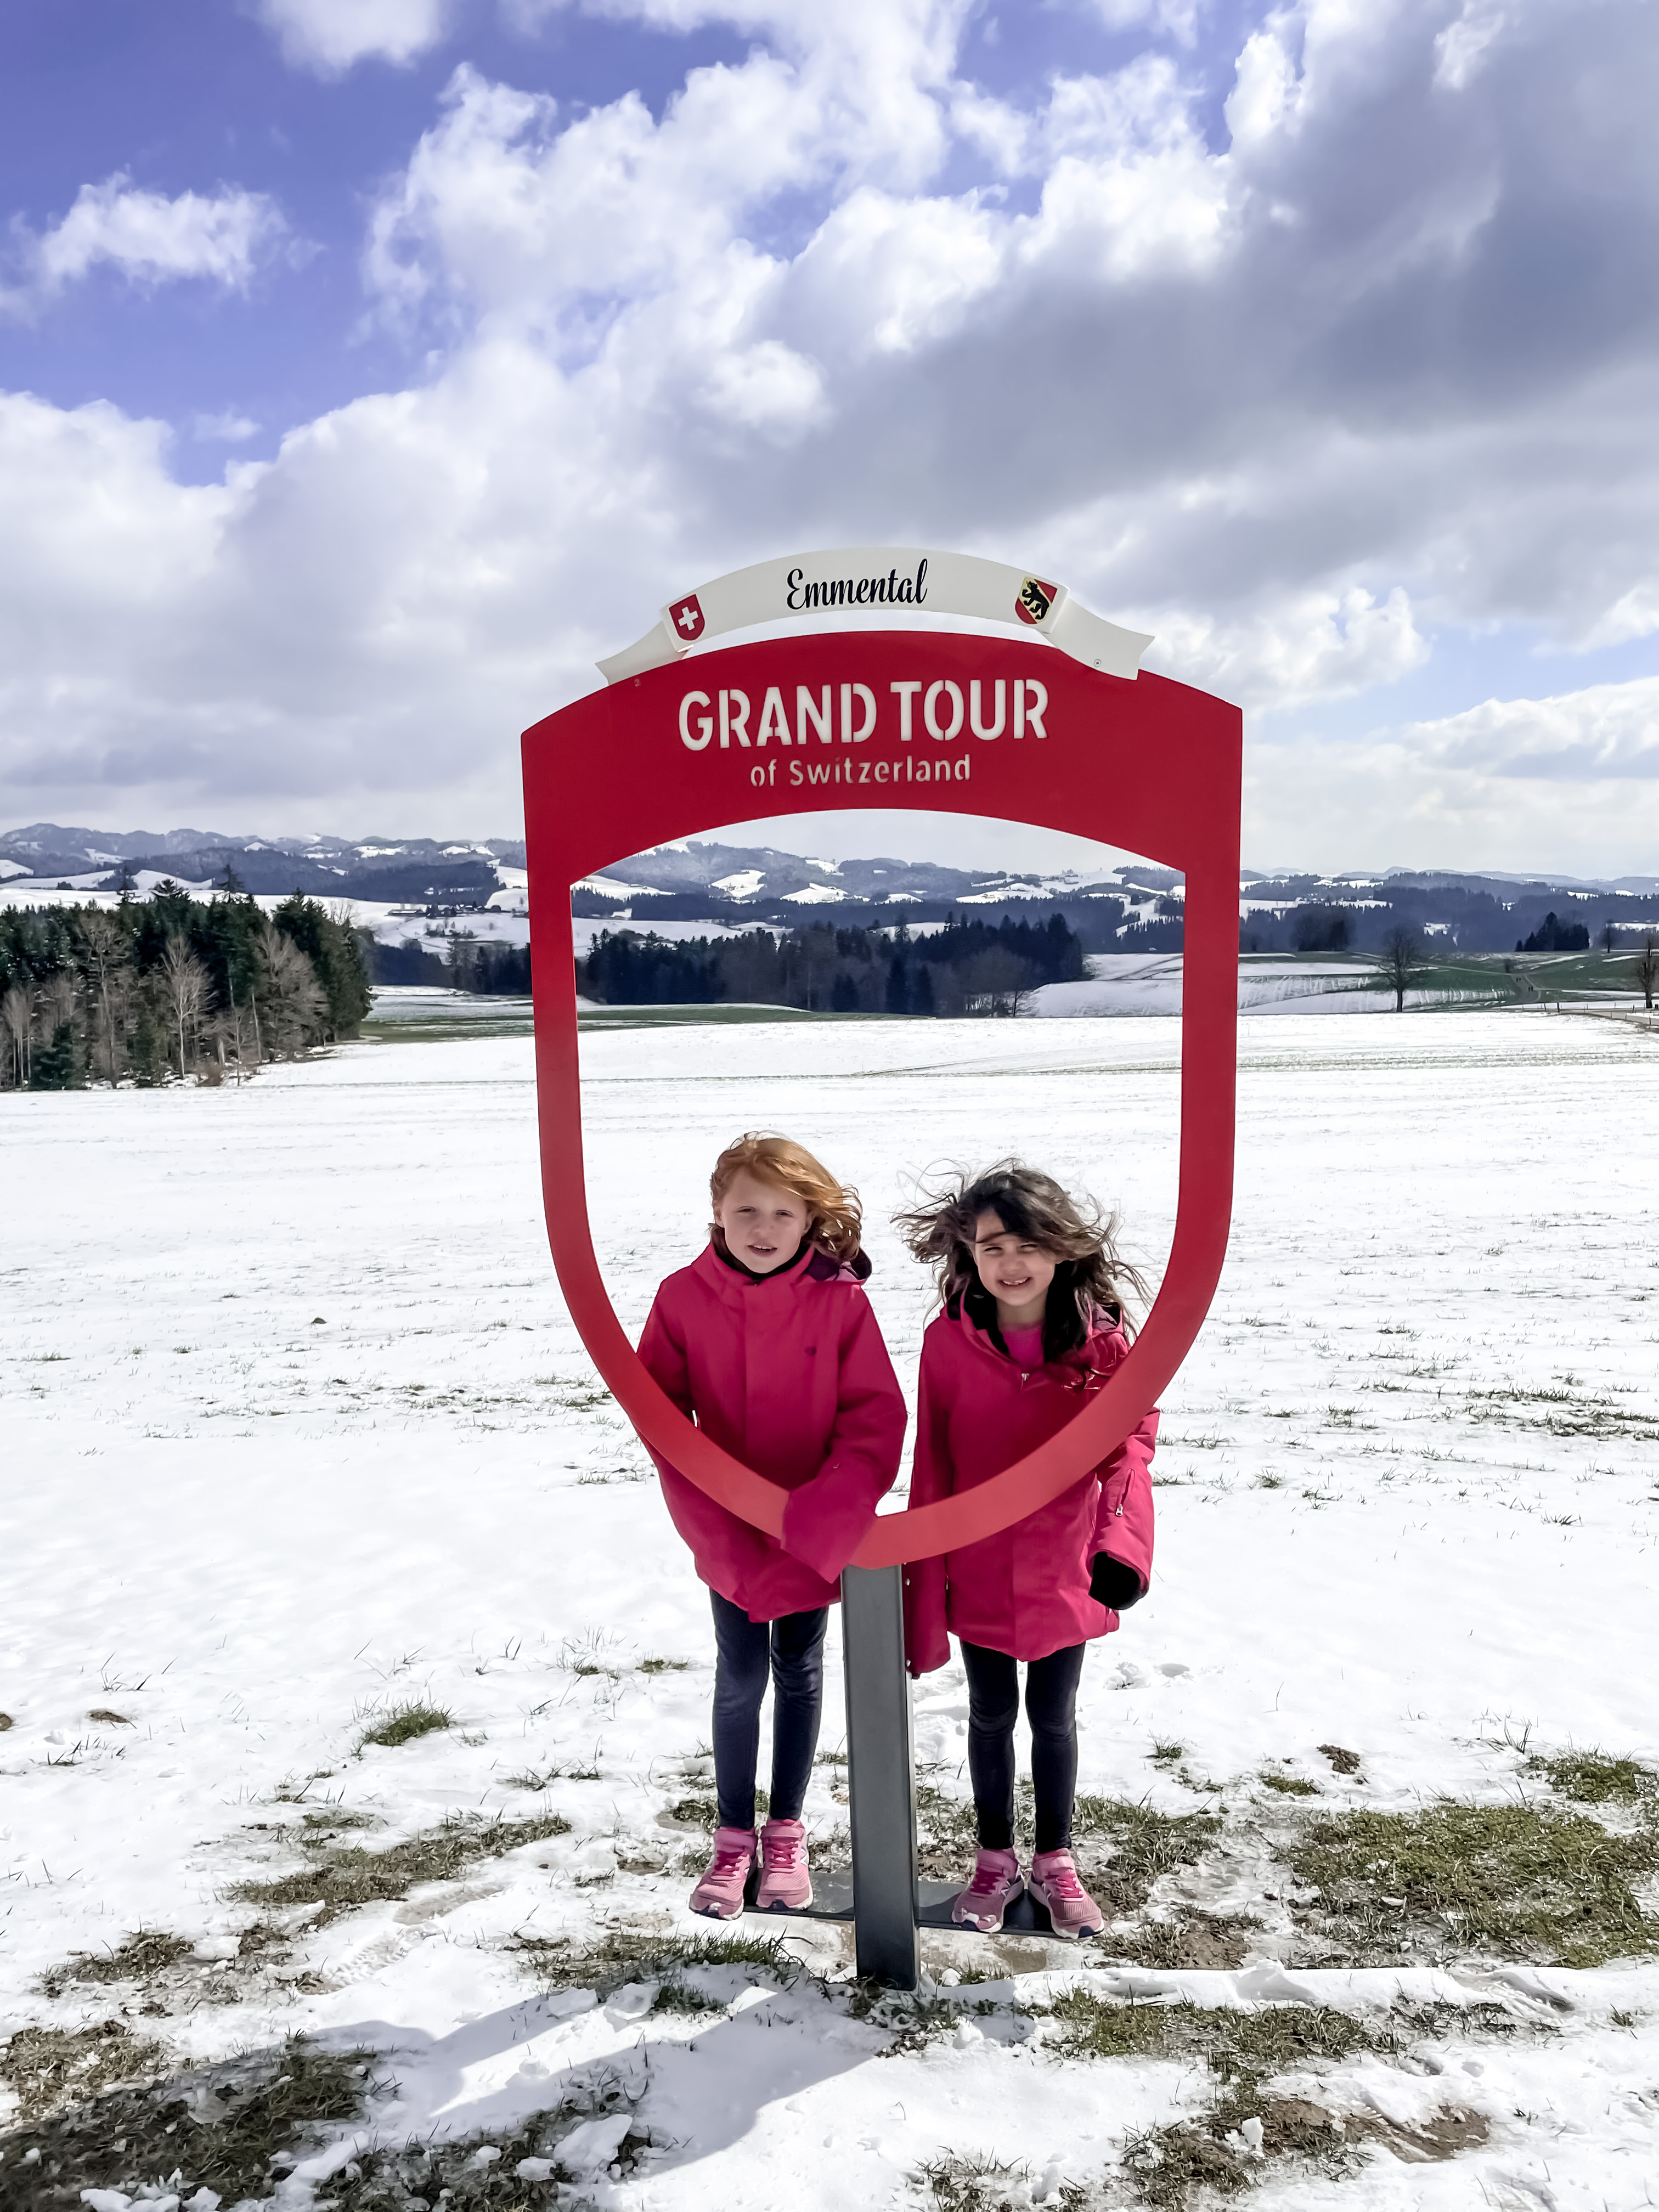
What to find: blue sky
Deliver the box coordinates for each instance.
[2,0,1657,874]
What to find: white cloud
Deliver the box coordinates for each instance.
[1088,0,1204,46]
[1224,17,1303,149]
[1400,673,1659,782]
[1250,676,1659,876]
[2,0,1658,868]
[8,176,283,307]
[193,410,262,444]
[1433,0,1508,92]
[256,0,453,74]
[1147,586,1431,711]
[1582,582,1659,651]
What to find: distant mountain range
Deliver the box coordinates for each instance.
[569,838,1139,914]
[4,823,1657,952]
[0,823,527,905]
[0,821,1140,912]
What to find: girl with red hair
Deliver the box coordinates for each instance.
[639,1133,906,1920]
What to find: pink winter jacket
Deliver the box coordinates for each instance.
[637,1242,907,1622]
[902,1300,1157,1671]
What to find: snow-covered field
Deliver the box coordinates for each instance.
[1028,955,1505,1018]
[4,1009,1658,2209]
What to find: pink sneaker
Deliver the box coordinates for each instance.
[1028,1848,1103,1940]
[952,1847,1023,1932]
[755,1818,812,1910]
[689,1825,757,1920]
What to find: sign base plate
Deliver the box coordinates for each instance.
[741,1871,1075,1939]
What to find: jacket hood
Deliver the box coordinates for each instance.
[696,1238,871,1302]
[948,1283,1124,1379]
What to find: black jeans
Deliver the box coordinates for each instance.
[709,1591,828,1830]
[960,1639,1087,1855]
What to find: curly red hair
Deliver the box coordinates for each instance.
[710,1132,863,1263]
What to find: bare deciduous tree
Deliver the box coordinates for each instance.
[2,983,32,1088]
[962,945,1030,1016]
[43,969,78,1035]
[1634,930,1659,1012]
[257,922,326,1056]
[1373,925,1425,1013]
[159,939,213,1078]
[76,912,132,1082]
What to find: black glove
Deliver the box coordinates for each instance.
[1090,1552,1144,1610]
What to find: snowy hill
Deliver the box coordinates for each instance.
[0,822,528,904]
[7,823,1659,953]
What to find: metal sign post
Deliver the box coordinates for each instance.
[840,1565,920,1988]
[520,545,1243,1985]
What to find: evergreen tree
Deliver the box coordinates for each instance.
[31,1020,83,1090]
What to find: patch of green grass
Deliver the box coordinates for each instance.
[878,1994,963,2052]
[37,1929,192,1999]
[1149,1742,1185,1767]
[1126,2061,1491,2208]
[914,1782,981,1875]
[508,1926,797,1999]
[1105,1917,1259,1971]
[0,2022,167,2129]
[356,1699,453,1751]
[667,1787,766,1828]
[650,1980,725,2014]
[232,1813,571,1923]
[1045,1993,1385,2076]
[1317,1743,1362,1775]
[562,1630,628,1677]
[1288,1802,1659,1968]
[916,2151,1087,2212]
[639,1656,692,1674]
[505,1764,586,1791]
[1121,2118,1252,2206]
[1395,1999,1520,2044]
[326,2089,653,2207]
[1121,2078,1364,2209]
[917,1779,1221,1892]
[667,1792,719,1830]
[1070,1797,1222,1916]
[1261,1771,1319,1797]
[1526,1748,1657,1805]
[0,2035,380,2207]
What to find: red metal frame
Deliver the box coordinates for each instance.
[523,629,1240,1568]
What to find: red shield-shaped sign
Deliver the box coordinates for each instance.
[523,620,1240,1569]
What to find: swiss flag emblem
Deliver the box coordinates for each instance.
[668,593,706,641]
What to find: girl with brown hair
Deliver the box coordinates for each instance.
[896,1161,1157,1938]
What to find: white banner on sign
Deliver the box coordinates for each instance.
[596,548,1153,685]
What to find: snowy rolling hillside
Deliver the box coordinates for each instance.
[3,1009,1658,2208]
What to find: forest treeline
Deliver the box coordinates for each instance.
[371,930,531,994]
[578,915,1086,1014]
[0,882,370,1090]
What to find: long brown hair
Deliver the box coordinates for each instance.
[710,1132,864,1263]
[893,1160,1148,1356]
